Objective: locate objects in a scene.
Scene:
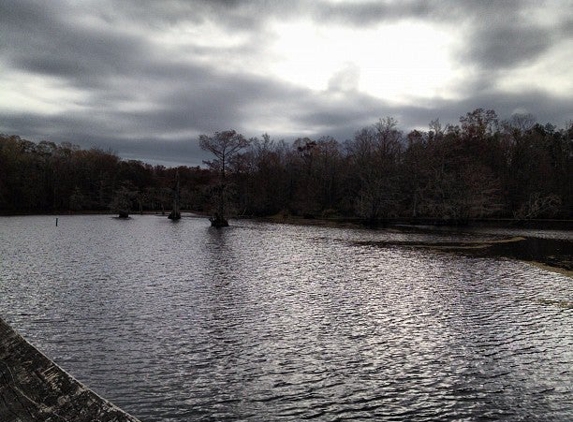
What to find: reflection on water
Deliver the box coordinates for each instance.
[1,215,572,421]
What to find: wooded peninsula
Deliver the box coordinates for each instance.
[1,109,572,223]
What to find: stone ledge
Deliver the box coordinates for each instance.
[0,317,141,422]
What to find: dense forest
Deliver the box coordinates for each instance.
[1,109,572,223]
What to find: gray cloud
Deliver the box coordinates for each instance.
[461,24,554,70]
[310,0,433,26]
[1,0,572,167]
[306,0,569,75]
[328,63,361,93]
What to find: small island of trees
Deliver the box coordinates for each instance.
[1,108,572,224]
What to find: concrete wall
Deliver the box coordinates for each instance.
[0,317,141,422]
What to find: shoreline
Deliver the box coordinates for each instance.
[2,211,573,228]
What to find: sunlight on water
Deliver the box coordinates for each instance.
[1,215,572,421]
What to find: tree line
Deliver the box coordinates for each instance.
[1,108,572,222]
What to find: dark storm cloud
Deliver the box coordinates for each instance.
[397,88,573,133]
[110,0,298,32]
[444,1,572,74]
[457,19,555,70]
[1,0,571,167]
[2,2,150,87]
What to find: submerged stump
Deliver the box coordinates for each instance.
[168,210,181,220]
[209,213,228,228]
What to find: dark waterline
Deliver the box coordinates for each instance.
[1,215,572,421]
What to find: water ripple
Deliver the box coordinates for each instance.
[1,216,572,421]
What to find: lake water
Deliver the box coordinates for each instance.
[1,215,572,421]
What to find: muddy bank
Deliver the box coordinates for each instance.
[426,236,572,275]
[480,237,572,267]
[260,214,573,230]
[261,216,573,276]
[358,235,573,277]
[0,318,141,422]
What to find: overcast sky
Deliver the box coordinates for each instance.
[2,0,573,167]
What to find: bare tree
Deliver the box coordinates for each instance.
[199,130,249,227]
